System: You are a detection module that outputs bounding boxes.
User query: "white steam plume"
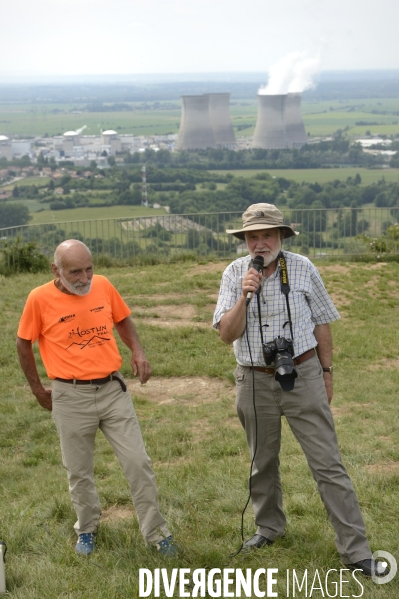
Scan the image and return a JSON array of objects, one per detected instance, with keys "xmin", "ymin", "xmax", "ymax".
[
  {"xmin": 259, "ymin": 51, "xmax": 321, "ymax": 95},
  {"xmin": 75, "ymin": 125, "xmax": 87, "ymax": 135}
]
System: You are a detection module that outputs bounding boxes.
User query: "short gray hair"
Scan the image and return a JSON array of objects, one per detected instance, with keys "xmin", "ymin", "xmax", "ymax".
[{"xmin": 53, "ymin": 239, "xmax": 92, "ymax": 269}]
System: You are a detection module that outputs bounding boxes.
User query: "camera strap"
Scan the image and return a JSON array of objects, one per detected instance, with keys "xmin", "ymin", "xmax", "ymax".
[
  {"xmin": 279, "ymin": 252, "xmax": 294, "ymax": 343},
  {"xmin": 256, "ymin": 252, "xmax": 295, "ymax": 345}
]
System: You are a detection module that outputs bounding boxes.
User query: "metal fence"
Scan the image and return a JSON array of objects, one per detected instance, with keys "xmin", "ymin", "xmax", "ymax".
[{"xmin": 1, "ymin": 207, "xmax": 398, "ymax": 270}]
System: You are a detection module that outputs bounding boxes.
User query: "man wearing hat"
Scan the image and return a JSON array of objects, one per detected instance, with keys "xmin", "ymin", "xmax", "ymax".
[{"xmin": 213, "ymin": 203, "xmax": 386, "ymax": 577}]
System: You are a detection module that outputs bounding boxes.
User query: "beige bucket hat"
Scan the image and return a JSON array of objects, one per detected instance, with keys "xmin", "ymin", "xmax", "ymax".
[{"xmin": 226, "ymin": 203, "xmax": 298, "ymax": 240}]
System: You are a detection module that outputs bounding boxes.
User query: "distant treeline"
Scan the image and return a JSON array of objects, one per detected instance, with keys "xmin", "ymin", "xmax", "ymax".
[
  {"xmin": 2, "ymin": 72, "xmax": 399, "ymax": 104},
  {"xmin": 124, "ymin": 140, "xmax": 399, "ymax": 170},
  {"xmin": 3, "ymin": 162, "xmax": 399, "ymax": 230}
]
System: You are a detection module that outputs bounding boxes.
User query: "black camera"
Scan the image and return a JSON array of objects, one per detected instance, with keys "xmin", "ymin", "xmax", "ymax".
[{"xmin": 263, "ymin": 336, "xmax": 297, "ymax": 391}]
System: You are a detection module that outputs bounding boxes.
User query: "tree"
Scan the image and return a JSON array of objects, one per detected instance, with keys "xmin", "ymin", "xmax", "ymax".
[{"xmin": 0, "ymin": 203, "xmax": 31, "ymax": 228}]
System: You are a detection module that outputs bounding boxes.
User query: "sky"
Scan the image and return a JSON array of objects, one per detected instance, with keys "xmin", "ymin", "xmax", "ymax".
[{"xmin": 1, "ymin": 0, "xmax": 399, "ymax": 82}]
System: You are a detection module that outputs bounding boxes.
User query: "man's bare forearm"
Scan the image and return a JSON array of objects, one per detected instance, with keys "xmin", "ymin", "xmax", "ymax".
[
  {"xmin": 114, "ymin": 316, "xmax": 151, "ymax": 383},
  {"xmin": 114, "ymin": 316, "xmax": 145, "ymax": 354},
  {"xmin": 314, "ymin": 323, "xmax": 333, "ymax": 367},
  {"xmin": 17, "ymin": 337, "xmax": 44, "ymax": 394},
  {"xmin": 218, "ymin": 295, "xmax": 248, "ymax": 344},
  {"xmin": 314, "ymin": 323, "xmax": 333, "ymax": 404},
  {"xmin": 16, "ymin": 336, "xmax": 52, "ymax": 410}
]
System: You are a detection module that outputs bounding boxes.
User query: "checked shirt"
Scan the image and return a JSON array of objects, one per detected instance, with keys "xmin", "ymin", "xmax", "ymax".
[{"xmin": 213, "ymin": 251, "xmax": 340, "ymax": 366}]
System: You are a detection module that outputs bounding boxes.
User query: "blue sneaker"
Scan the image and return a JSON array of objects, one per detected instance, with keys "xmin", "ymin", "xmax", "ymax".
[
  {"xmin": 75, "ymin": 532, "xmax": 96, "ymax": 556},
  {"xmin": 155, "ymin": 535, "xmax": 178, "ymax": 557}
]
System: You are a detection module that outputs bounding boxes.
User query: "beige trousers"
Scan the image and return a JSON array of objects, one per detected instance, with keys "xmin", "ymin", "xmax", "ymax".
[
  {"xmin": 51, "ymin": 376, "xmax": 170, "ymax": 543},
  {"xmin": 235, "ymin": 355, "xmax": 372, "ymax": 565}
]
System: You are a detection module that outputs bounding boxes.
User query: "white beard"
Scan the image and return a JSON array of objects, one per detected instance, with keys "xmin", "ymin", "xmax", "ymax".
[
  {"xmin": 59, "ymin": 273, "xmax": 92, "ymax": 296},
  {"xmin": 253, "ymin": 238, "xmax": 282, "ymax": 267}
]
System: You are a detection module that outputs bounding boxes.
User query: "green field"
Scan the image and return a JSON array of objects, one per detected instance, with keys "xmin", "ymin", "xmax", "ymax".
[
  {"xmin": 28, "ymin": 204, "xmax": 168, "ymax": 224},
  {"xmin": 0, "ymin": 259, "xmax": 398, "ymax": 598},
  {"xmin": 1, "ymin": 97, "xmax": 399, "ymax": 139},
  {"xmin": 231, "ymin": 98, "xmax": 399, "ymax": 138},
  {"xmin": 2, "ymin": 176, "xmax": 51, "ymax": 188},
  {"xmin": 211, "ymin": 167, "xmax": 399, "ymax": 185},
  {"xmin": 0, "ymin": 103, "xmax": 181, "ymax": 137}
]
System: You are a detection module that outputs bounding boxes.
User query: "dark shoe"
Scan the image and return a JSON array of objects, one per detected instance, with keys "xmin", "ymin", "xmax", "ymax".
[
  {"xmin": 347, "ymin": 558, "xmax": 389, "ymax": 577},
  {"xmin": 75, "ymin": 532, "xmax": 96, "ymax": 556},
  {"xmin": 154, "ymin": 535, "xmax": 178, "ymax": 557},
  {"xmin": 243, "ymin": 534, "xmax": 273, "ymax": 550}
]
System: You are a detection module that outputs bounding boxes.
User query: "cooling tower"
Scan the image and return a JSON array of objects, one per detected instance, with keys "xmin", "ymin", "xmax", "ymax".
[
  {"xmin": 208, "ymin": 93, "xmax": 236, "ymax": 146},
  {"xmin": 252, "ymin": 94, "xmax": 288, "ymax": 149},
  {"xmin": 176, "ymin": 95, "xmax": 216, "ymax": 150},
  {"xmin": 285, "ymin": 93, "xmax": 307, "ymax": 148}
]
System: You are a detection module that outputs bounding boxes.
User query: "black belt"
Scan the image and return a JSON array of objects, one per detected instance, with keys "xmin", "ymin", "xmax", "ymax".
[
  {"xmin": 55, "ymin": 372, "xmax": 127, "ymax": 392},
  {"xmin": 251, "ymin": 348, "xmax": 316, "ymax": 374}
]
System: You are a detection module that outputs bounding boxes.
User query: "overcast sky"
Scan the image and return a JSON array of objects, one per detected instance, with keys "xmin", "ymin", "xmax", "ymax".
[{"xmin": 1, "ymin": 0, "xmax": 398, "ymax": 81}]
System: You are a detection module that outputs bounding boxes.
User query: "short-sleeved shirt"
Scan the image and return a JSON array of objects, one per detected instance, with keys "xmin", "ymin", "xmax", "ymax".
[
  {"xmin": 17, "ymin": 274, "xmax": 131, "ymax": 380},
  {"xmin": 213, "ymin": 251, "xmax": 340, "ymax": 366}
]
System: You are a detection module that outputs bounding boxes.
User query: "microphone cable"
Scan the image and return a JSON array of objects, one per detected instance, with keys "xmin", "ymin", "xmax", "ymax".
[{"xmin": 229, "ymin": 292, "xmax": 262, "ymax": 558}]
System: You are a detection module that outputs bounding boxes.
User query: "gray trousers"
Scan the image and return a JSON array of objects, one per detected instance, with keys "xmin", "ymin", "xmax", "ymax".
[
  {"xmin": 51, "ymin": 376, "xmax": 170, "ymax": 543},
  {"xmin": 235, "ymin": 355, "xmax": 371, "ymax": 565}
]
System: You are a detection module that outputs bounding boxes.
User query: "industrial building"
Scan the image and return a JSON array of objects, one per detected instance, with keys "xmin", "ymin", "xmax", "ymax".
[
  {"xmin": 252, "ymin": 92, "xmax": 308, "ymax": 150},
  {"xmin": 176, "ymin": 93, "xmax": 236, "ymax": 150},
  {"xmin": 176, "ymin": 95, "xmax": 216, "ymax": 150},
  {"xmin": 0, "ymin": 135, "xmax": 32, "ymax": 161},
  {"xmin": 285, "ymin": 93, "xmax": 308, "ymax": 148},
  {"xmin": 0, "ymin": 136, "xmax": 13, "ymax": 161},
  {"xmin": 252, "ymin": 94, "xmax": 288, "ymax": 149},
  {"xmin": 208, "ymin": 93, "xmax": 236, "ymax": 147}
]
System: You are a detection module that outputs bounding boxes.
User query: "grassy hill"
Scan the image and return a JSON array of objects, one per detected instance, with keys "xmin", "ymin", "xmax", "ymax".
[{"xmin": 0, "ymin": 258, "xmax": 398, "ymax": 598}]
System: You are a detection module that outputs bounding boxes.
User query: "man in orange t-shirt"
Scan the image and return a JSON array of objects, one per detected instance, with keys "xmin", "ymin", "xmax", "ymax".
[{"xmin": 17, "ymin": 239, "xmax": 176, "ymax": 557}]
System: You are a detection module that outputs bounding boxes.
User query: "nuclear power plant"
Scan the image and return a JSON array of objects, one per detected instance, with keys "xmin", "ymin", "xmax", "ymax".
[
  {"xmin": 176, "ymin": 95, "xmax": 215, "ymax": 150},
  {"xmin": 285, "ymin": 93, "xmax": 308, "ymax": 148},
  {"xmin": 176, "ymin": 93, "xmax": 236, "ymax": 150},
  {"xmin": 208, "ymin": 93, "xmax": 236, "ymax": 146},
  {"xmin": 252, "ymin": 92, "xmax": 307, "ymax": 150},
  {"xmin": 252, "ymin": 94, "xmax": 288, "ymax": 149}
]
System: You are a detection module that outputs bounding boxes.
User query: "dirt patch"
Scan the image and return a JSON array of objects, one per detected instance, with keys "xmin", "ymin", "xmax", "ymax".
[
  {"xmin": 128, "ymin": 376, "xmax": 235, "ymax": 406},
  {"xmin": 133, "ymin": 298, "xmax": 217, "ymax": 328},
  {"xmin": 147, "ymin": 303, "xmax": 197, "ymax": 320},
  {"xmin": 138, "ymin": 303, "xmax": 212, "ymax": 328},
  {"xmin": 365, "ymin": 262, "xmax": 388, "ymax": 269},
  {"xmin": 318, "ymin": 265, "xmax": 352, "ymax": 275},
  {"xmin": 187, "ymin": 262, "xmax": 228, "ymax": 276},
  {"xmin": 101, "ymin": 505, "xmax": 135, "ymax": 523},
  {"xmin": 331, "ymin": 402, "xmax": 372, "ymax": 417},
  {"xmin": 140, "ymin": 318, "xmax": 210, "ymax": 328},
  {"xmin": 328, "ymin": 293, "xmax": 352, "ymax": 309},
  {"xmin": 367, "ymin": 359, "xmax": 399, "ymax": 371},
  {"xmin": 132, "ymin": 293, "xmax": 183, "ymax": 302},
  {"xmin": 364, "ymin": 461, "xmax": 399, "ymax": 474}
]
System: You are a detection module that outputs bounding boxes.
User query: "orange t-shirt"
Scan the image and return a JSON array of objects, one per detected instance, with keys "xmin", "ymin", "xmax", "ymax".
[{"xmin": 17, "ymin": 274, "xmax": 131, "ymax": 380}]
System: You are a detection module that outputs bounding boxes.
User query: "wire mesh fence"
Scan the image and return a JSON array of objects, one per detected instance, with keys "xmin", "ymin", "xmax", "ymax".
[{"xmin": 1, "ymin": 207, "xmax": 398, "ymax": 271}]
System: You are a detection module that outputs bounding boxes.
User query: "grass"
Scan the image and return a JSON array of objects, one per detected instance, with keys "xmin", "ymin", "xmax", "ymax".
[
  {"xmin": 1, "ymin": 97, "xmax": 399, "ymax": 139},
  {"xmin": 0, "ymin": 259, "xmax": 398, "ymax": 598},
  {"xmin": 231, "ymin": 98, "xmax": 399, "ymax": 138},
  {"xmin": 0, "ymin": 105, "xmax": 181, "ymax": 137},
  {"xmin": 29, "ymin": 204, "xmax": 168, "ymax": 224},
  {"xmin": 210, "ymin": 168, "xmax": 399, "ymax": 185}
]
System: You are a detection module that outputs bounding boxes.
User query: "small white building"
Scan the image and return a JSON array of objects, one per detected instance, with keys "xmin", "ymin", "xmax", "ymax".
[{"xmin": 0, "ymin": 135, "xmax": 13, "ymax": 160}]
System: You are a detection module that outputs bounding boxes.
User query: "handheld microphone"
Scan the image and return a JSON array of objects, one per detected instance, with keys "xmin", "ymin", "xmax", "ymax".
[{"xmin": 246, "ymin": 255, "xmax": 264, "ymax": 306}]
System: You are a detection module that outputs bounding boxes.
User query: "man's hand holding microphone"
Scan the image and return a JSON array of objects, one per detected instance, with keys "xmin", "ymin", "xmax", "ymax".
[{"xmin": 244, "ymin": 255, "xmax": 264, "ymax": 306}]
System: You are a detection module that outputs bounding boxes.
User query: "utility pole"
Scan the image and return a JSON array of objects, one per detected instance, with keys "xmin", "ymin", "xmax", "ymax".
[{"xmin": 141, "ymin": 164, "xmax": 148, "ymax": 207}]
